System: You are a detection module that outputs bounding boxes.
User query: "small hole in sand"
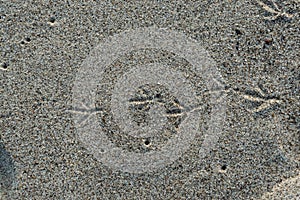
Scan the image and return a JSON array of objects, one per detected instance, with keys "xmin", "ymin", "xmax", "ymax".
[
  {"xmin": 235, "ymin": 29, "xmax": 242, "ymax": 35},
  {"xmin": 25, "ymin": 37, "xmax": 31, "ymax": 42},
  {"xmin": 221, "ymin": 165, "xmax": 227, "ymax": 171},
  {"xmin": 49, "ymin": 16, "xmax": 56, "ymax": 23},
  {"xmin": 144, "ymin": 140, "xmax": 150, "ymax": 146},
  {"xmin": 1, "ymin": 62, "xmax": 8, "ymax": 70}
]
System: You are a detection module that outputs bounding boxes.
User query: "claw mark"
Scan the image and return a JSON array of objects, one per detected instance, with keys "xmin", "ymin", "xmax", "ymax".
[
  {"xmin": 257, "ymin": 0, "xmax": 294, "ymax": 20},
  {"xmin": 66, "ymin": 102, "xmax": 103, "ymax": 125}
]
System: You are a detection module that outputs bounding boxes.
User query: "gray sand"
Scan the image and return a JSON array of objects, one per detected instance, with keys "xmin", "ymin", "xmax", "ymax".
[{"xmin": 1, "ymin": 0, "xmax": 299, "ymax": 199}]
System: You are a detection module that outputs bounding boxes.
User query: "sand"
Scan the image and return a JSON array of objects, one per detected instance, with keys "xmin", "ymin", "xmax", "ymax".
[{"xmin": 1, "ymin": 0, "xmax": 299, "ymax": 199}]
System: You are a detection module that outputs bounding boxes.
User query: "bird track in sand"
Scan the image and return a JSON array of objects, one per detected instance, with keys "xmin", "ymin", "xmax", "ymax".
[{"xmin": 66, "ymin": 85, "xmax": 283, "ymax": 127}]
